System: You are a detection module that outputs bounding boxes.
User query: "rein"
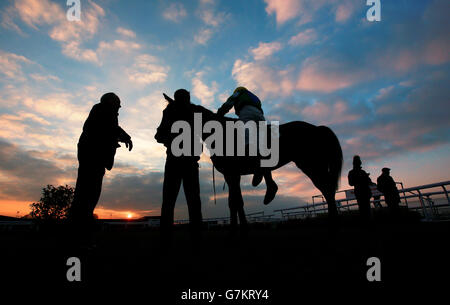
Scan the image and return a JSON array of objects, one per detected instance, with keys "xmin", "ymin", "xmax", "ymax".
[{"xmin": 212, "ymin": 162, "xmax": 217, "ymax": 205}]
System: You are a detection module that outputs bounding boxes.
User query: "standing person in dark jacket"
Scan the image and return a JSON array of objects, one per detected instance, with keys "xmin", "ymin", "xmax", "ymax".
[
  {"xmin": 155, "ymin": 89, "xmax": 203, "ymax": 245},
  {"xmin": 348, "ymin": 155, "xmax": 372, "ymax": 221},
  {"xmin": 68, "ymin": 92, "xmax": 133, "ymax": 235},
  {"xmin": 377, "ymin": 168, "xmax": 400, "ymax": 216}
]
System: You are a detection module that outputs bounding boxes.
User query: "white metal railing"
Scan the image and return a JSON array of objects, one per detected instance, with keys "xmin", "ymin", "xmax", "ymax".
[{"xmin": 274, "ymin": 180, "xmax": 450, "ymax": 221}]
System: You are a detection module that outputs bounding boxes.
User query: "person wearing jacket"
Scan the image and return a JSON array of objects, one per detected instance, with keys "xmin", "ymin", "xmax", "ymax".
[
  {"xmin": 155, "ymin": 89, "xmax": 203, "ymax": 245},
  {"xmin": 377, "ymin": 167, "xmax": 400, "ymax": 215},
  {"xmin": 348, "ymin": 155, "xmax": 373, "ymax": 221},
  {"xmin": 217, "ymin": 87, "xmax": 278, "ymax": 205},
  {"xmin": 68, "ymin": 92, "xmax": 133, "ymax": 231}
]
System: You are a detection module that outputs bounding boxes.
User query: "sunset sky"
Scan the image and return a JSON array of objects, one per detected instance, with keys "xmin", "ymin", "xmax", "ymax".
[{"xmin": 0, "ymin": 0, "xmax": 449, "ymax": 219}]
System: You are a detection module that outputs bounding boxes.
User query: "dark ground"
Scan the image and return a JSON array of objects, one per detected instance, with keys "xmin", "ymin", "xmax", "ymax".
[{"xmin": 1, "ymin": 211, "xmax": 449, "ymax": 302}]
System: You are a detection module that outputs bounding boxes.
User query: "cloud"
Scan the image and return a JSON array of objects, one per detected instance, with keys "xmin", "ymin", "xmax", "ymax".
[
  {"xmin": 126, "ymin": 54, "xmax": 168, "ymax": 85},
  {"xmin": 232, "ymin": 59, "xmax": 295, "ymax": 99},
  {"xmin": 288, "ymin": 28, "xmax": 317, "ymax": 46},
  {"xmin": 194, "ymin": 28, "xmax": 213, "ymax": 45},
  {"xmin": 301, "ymin": 100, "xmax": 361, "ymax": 125},
  {"xmin": 250, "ymin": 42, "xmax": 283, "ymax": 61},
  {"xmin": 97, "ymin": 40, "xmax": 141, "ymax": 53},
  {"xmin": 296, "ymin": 56, "xmax": 365, "ymax": 93},
  {"xmin": 0, "ymin": 51, "xmax": 34, "ymax": 81},
  {"xmin": 264, "ymin": 0, "xmax": 303, "ymax": 25},
  {"xmin": 116, "ymin": 27, "xmax": 136, "ymax": 38},
  {"xmin": 335, "ymin": 0, "xmax": 357, "ymax": 23},
  {"xmin": 163, "ymin": 3, "xmax": 187, "ymax": 22},
  {"xmin": 191, "ymin": 72, "xmax": 218, "ymax": 107},
  {"xmin": 14, "ymin": 0, "xmax": 63, "ymax": 28},
  {"xmin": 264, "ymin": 0, "xmax": 361, "ymax": 25},
  {"xmin": 194, "ymin": 0, "xmax": 228, "ymax": 45},
  {"xmin": 198, "ymin": 7, "xmax": 227, "ymax": 27},
  {"xmin": 0, "ymin": 139, "xmax": 73, "ymax": 201},
  {"xmin": 5, "ymin": 0, "xmax": 105, "ymax": 64},
  {"xmin": 61, "ymin": 41, "xmax": 99, "ymax": 64},
  {"xmin": 29, "ymin": 73, "xmax": 61, "ymax": 82}
]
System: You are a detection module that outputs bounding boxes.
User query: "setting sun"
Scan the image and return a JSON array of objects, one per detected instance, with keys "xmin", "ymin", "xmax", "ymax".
[{"xmin": 127, "ymin": 213, "xmax": 133, "ymax": 219}]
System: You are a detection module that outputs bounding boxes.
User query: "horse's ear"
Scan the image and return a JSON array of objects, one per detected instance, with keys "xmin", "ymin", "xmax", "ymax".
[{"xmin": 163, "ymin": 93, "xmax": 174, "ymax": 103}]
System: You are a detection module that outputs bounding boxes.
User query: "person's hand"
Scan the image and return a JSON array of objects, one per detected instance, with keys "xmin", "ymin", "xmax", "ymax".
[{"xmin": 125, "ymin": 139, "xmax": 133, "ymax": 151}]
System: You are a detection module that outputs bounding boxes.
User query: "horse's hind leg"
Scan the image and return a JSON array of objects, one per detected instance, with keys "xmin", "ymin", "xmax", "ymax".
[
  {"xmin": 295, "ymin": 161, "xmax": 338, "ymax": 218},
  {"xmin": 225, "ymin": 175, "xmax": 247, "ymax": 234}
]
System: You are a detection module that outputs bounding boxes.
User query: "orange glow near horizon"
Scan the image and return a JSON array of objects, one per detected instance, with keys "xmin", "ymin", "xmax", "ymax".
[{"xmin": 0, "ymin": 200, "xmax": 157, "ymax": 220}]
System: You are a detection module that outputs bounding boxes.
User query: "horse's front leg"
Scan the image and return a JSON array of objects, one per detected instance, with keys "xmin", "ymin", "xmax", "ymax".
[{"xmin": 225, "ymin": 175, "xmax": 238, "ymax": 230}]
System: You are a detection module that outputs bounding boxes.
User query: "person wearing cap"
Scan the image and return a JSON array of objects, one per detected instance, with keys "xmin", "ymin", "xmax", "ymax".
[
  {"xmin": 217, "ymin": 87, "xmax": 278, "ymax": 205},
  {"xmin": 377, "ymin": 168, "xmax": 400, "ymax": 215},
  {"xmin": 69, "ymin": 92, "xmax": 133, "ymax": 238},
  {"xmin": 348, "ymin": 155, "xmax": 373, "ymax": 221},
  {"xmin": 155, "ymin": 89, "xmax": 203, "ymax": 245}
]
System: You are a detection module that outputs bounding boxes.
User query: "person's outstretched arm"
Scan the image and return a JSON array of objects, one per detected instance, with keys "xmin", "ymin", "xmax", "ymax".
[
  {"xmin": 117, "ymin": 126, "xmax": 133, "ymax": 151},
  {"xmin": 217, "ymin": 93, "xmax": 238, "ymax": 116}
]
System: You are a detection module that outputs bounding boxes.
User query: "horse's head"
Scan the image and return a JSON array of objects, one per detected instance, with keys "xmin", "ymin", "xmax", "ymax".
[{"xmin": 191, "ymin": 104, "xmax": 238, "ymax": 143}]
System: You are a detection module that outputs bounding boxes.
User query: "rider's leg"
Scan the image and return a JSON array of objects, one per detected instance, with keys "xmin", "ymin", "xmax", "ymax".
[
  {"xmin": 263, "ymin": 171, "xmax": 278, "ymax": 205},
  {"xmin": 252, "ymin": 172, "xmax": 263, "ymax": 187}
]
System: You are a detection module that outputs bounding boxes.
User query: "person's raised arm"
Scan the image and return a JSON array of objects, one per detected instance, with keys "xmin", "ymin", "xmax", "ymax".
[{"xmin": 217, "ymin": 94, "xmax": 237, "ymax": 117}]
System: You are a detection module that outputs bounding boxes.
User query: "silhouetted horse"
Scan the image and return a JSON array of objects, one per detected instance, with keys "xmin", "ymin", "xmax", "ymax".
[{"xmin": 194, "ymin": 105, "xmax": 343, "ymax": 232}]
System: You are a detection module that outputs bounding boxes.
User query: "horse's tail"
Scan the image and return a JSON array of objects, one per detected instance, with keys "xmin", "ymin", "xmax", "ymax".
[{"xmin": 318, "ymin": 126, "xmax": 343, "ymax": 191}]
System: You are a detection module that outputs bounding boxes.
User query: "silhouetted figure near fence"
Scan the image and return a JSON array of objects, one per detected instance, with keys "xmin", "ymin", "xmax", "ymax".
[
  {"xmin": 370, "ymin": 182, "xmax": 383, "ymax": 209},
  {"xmin": 377, "ymin": 168, "xmax": 400, "ymax": 216},
  {"xmin": 348, "ymin": 155, "xmax": 372, "ymax": 221},
  {"xmin": 68, "ymin": 93, "xmax": 133, "ymax": 243},
  {"xmin": 217, "ymin": 86, "xmax": 278, "ymax": 205},
  {"xmin": 155, "ymin": 89, "xmax": 203, "ymax": 246}
]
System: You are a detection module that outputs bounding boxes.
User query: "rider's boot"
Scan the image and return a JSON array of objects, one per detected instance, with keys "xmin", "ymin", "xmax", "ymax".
[{"xmin": 264, "ymin": 180, "xmax": 278, "ymax": 205}]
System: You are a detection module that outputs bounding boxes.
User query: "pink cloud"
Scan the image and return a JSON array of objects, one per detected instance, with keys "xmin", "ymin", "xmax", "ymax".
[
  {"xmin": 264, "ymin": 0, "xmax": 303, "ymax": 24},
  {"xmin": 9, "ymin": 0, "xmax": 105, "ymax": 64},
  {"xmin": 250, "ymin": 42, "xmax": 283, "ymax": 61},
  {"xmin": 192, "ymin": 71, "xmax": 218, "ymax": 107},
  {"xmin": 296, "ymin": 58, "xmax": 361, "ymax": 92},
  {"xmin": 424, "ymin": 39, "xmax": 450, "ymax": 65},
  {"xmin": 0, "ymin": 51, "xmax": 34, "ymax": 81},
  {"xmin": 265, "ymin": 0, "xmax": 356, "ymax": 25},
  {"xmin": 288, "ymin": 28, "xmax": 317, "ymax": 46},
  {"xmin": 232, "ymin": 59, "xmax": 295, "ymax": 99},
  {"xmin": 163, "ymin": 3, "xmax": 187, "ymax": 23},
  {"xmin": 335, "ymin": 1, "xmax": 357, "ymax": 23},
  {"xmin": 14, "ymin": 0, "xmax": 63, "ymax": 28},
  {"xmin": 301, "ymin": 100, "xmax": 360, "ymax": 125}
]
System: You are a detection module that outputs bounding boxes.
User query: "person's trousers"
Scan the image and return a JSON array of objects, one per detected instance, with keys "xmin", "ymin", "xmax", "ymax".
[
  {"xmin": 69, "ymin": 161, "xmax": 105, "ymax": 227},
  {"xmin": 357, "ymin": 196, "xmax": 372, "ymax": 221},
  {"xmin": 160, "ymin": 159, "xmax": 202, "ymax": 233}
]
